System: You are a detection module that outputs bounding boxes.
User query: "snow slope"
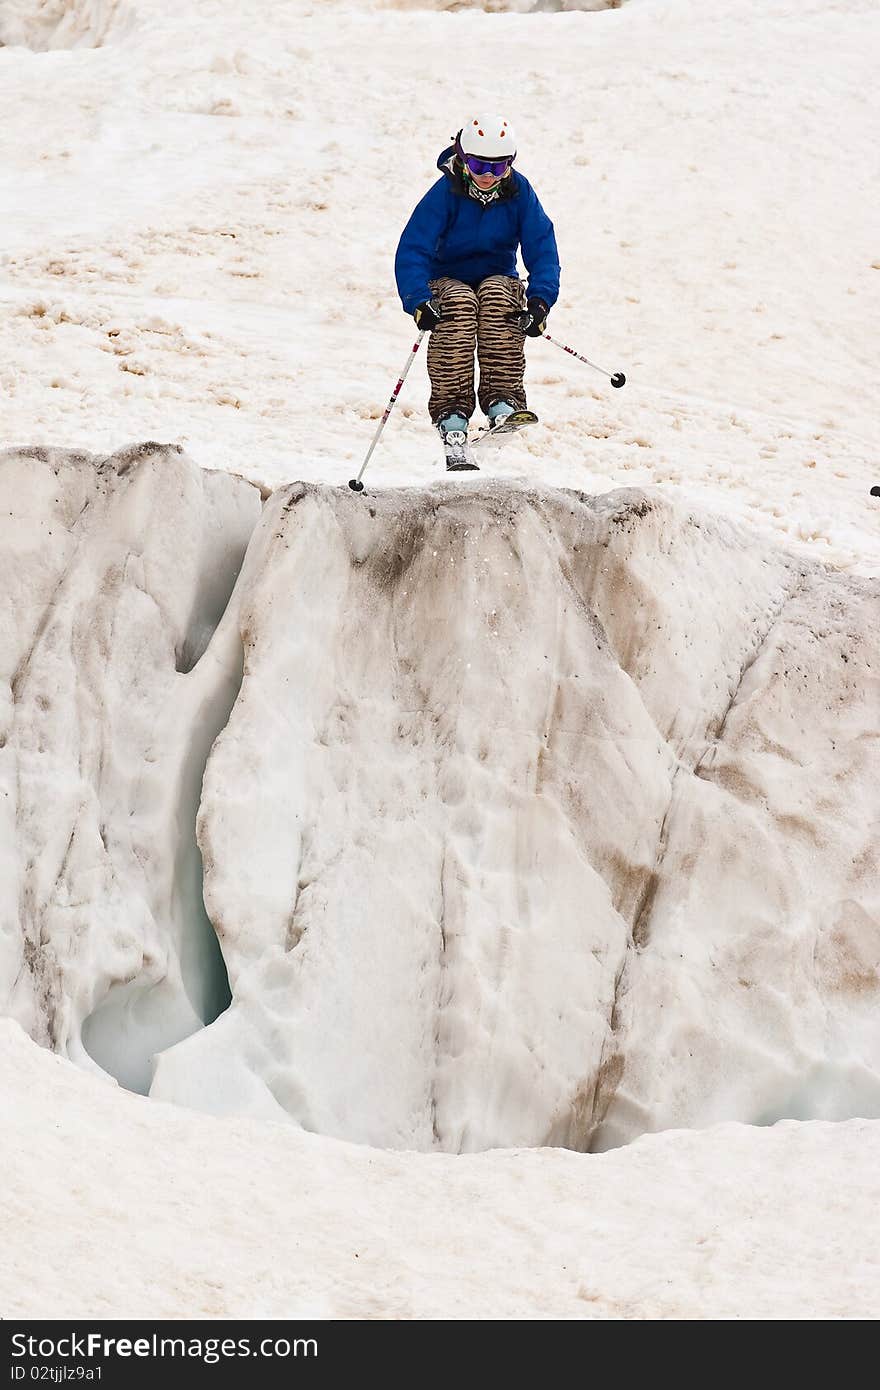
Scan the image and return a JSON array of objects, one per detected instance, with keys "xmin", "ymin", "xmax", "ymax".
[
  {"xmin": 0, "ymin": 0, "xmax": 877, "ymax": 573},
  {"xmin": 3, "ymin": 1019, "xmax": 880, "ymax": 1319}
]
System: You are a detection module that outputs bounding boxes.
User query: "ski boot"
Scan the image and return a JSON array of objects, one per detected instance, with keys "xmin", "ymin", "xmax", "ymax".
[
  {"xmin": 437, "ymin": 412, "xmax": 478, "ymax": 472},
  {"xmin": 487, "ymin": 399, "xmax": 517, "ymax": 429}
]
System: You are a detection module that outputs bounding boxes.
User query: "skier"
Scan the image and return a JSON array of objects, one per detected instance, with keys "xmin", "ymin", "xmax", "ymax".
[{"xmin": 395, "ymin": 115, "xmax": 561, "ymax": 471}]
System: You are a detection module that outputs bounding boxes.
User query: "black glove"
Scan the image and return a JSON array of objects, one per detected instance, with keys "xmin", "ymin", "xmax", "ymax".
[
  {"xmin": 522, "ymin": 297, "xmax": 549, "ymax": 337},
  {"xmin": 413, "ymin": 300, "xmax": 442, "ymax": 331},
  {"xmin": 511, "ymin": 297, "xmax": 549, "ymax": 337}
]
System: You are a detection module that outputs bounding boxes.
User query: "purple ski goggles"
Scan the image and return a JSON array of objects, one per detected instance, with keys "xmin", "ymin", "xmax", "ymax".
[{"xmin": 462, "ymin": 152, "xmax": 513, "ymax": 178}]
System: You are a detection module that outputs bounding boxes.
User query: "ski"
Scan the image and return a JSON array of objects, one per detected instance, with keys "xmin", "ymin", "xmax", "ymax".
[{"xmin": 471, "ymin": 410, "xmax": 539, "ymax": 449}]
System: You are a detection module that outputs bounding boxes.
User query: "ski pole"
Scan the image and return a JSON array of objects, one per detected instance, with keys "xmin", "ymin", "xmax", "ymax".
[
  {"xmin": 542, "ymin": 332, "xmax": 626, "ymax": 389},
  {"xmin": 349, "ymin": 332, "xmax": 427, "ymax": 493}
]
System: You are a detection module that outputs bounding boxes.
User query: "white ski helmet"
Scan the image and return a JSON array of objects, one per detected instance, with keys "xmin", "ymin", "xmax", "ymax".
[{"xmin": 457, "ymin": 115, "xmax": 517, "ymax": 161}]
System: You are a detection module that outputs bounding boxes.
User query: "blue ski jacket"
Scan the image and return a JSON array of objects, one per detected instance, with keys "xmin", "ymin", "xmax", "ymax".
[{"xmin": 395, "ymin": 146, "xmax": 561, "ymax": 316}]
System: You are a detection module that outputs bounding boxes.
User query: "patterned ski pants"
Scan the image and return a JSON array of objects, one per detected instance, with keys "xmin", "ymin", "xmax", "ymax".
[{"xmin": 426, "ymin": 275, "xmax": 528, "ymax": 424}]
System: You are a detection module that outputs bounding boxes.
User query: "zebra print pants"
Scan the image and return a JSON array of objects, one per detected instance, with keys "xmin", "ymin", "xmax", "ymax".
[{"xmin": 426, "ymin": 275, "xmax": 528, "ymax": 424}]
